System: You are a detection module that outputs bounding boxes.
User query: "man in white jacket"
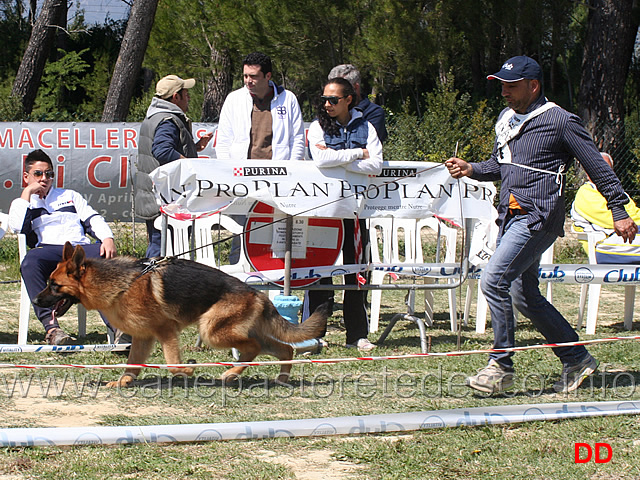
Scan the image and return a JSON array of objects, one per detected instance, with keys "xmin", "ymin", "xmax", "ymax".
[
  {"xmin": 216, "ymin": 52, "xmax": 305, "ymax": 263},
  {"xmin": 216, "ymin": 52, "xmax": 305, "ymax": 161},
  {"xmin": 9, "ymin": 149, "xmax": 117, "ymax": 345}
]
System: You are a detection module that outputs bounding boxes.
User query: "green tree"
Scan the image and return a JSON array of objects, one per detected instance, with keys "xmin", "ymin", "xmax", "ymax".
[
  {"xmin": 384, "ymin": 82, "xmax": 496, "ymax": 163},
  {"xmin": 0, "ymin": 0, "xmax": 29, "ymax": 79},
  {"xmin": 102, "ymin": 0, "xmax": 155, "ymax": 121},
  {"xmin": 32, "ymin": 48, "xmax": 90, "ymax": 119},
  {"xmin": 355, "ymin": 0, "xmax": 434, "ymax": 113},
  {"xmin": 577, "ymin": 0, "xmax": 640, "ymax": 151},
  {"xmin": 11, "ymin": 0, "xmax": 66, "ymax": 115}
]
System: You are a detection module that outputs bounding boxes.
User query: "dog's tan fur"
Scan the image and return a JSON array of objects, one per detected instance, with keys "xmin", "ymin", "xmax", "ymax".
[{"xmin": 34, "ymin": 242, "xmax": 329, "ymax": 387}]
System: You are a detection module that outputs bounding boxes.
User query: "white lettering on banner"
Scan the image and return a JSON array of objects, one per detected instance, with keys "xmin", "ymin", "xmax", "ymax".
[
  {"xmin": 241, "ymin": 166, "xmax": 287, "ymax": 176},
  {"xmin": 378, "ymin": 168, "xmax": 418, "ymax": 177},
  {"xmin": 0, "ymin": 122, "xmax": 158, "ymax": 221},
  {"xmin": 0, "ymin": 122, "xmax": 221, "ymax": 221}
]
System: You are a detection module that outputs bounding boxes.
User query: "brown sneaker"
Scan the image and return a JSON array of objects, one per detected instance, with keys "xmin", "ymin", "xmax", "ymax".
[{"xmin": 45, "ymin": 327, "xmax": 75, "ymax": 346}]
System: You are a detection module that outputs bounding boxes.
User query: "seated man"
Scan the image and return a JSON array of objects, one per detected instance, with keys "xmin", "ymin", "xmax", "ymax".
[
  {"xmin": 571, "ymin": 152, "xmax": 640, "ymax": 263},
  {"xmin": 9, "ymin": 149, "xmax": 118, "ymax": 345}
]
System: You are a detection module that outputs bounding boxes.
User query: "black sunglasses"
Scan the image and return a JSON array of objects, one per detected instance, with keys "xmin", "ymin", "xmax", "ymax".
[
  {"xmin": 30, "ymin": 169, "xmax": 55, "ymax": 179},
  {"xmin": 320, "ymin": 95, "xmax": 347, "ymax": 105}
]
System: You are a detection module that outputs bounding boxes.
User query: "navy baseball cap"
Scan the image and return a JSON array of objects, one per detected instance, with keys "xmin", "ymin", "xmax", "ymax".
[{"xmin": 487, "ymin": 56, "xmax": 542, "ymax": 82}]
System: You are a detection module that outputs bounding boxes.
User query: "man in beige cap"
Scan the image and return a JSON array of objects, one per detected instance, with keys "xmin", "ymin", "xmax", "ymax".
[{"xmin": 136, "ymin": 74, "xmax": 213, "ymax": 257}]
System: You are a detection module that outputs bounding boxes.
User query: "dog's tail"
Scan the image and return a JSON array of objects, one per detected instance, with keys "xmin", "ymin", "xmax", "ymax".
[{"xmin": 267, "ymin": 301, "xmax": 331, "ymax": 344}]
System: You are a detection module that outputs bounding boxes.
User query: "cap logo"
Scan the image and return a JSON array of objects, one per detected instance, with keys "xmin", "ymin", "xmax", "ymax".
[{"xmin": 502, "ymin": 62, "xmax": 514, "ymax": 71}]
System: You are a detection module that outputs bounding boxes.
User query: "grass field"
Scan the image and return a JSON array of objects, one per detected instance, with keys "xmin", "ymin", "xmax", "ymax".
[{"xmin": 0, "ymin": 227, "xmax": 639, "ymax": 479}]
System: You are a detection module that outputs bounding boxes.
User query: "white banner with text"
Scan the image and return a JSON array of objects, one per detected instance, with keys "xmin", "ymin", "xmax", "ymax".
[{"xmin": 150, "ymin": 159, "xmax": 496, "ymax": 221}]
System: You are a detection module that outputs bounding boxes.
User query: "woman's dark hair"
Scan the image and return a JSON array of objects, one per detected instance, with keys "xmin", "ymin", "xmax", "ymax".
[{"xmin": 317, "ymin": 77, "xmax": 357, "ymax": 137}]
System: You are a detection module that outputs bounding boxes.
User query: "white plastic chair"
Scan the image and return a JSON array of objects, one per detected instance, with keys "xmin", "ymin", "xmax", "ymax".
[
  {"xmin": 203, "ymin": 215, "xmax": 252, "ymax": 275},
  {"xmin": 575, "ymin": 230, "xmax": 635, "ymax": 334},
  {"xmin": 415, "ymin": 217, "xmax": 458, "ymax": 332},
  {"xmin": 155, "ymin": 215, "xmax": 194, "ymax": 260},
  {"xmin": 157, "ymin": 214, "xmax": 252, "ymax": 273},
  {"xmin": 368, "ymin": 217, "xmax": 459, "ymax": 333},
  {"xmin": 0, "ymin": 213, "xmax": 7, "ymax": 241},
  {"xmin": 368, "ymin": 218, "xmax": 393, "ymax": 332},
  {"xmin": 540, "ymin": 242, "xmax": 555, "ymax": 302}
]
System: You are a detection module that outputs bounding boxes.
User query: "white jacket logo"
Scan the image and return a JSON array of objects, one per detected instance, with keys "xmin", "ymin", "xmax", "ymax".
[{"xmin": 276, "ymin": 106, "xmax": 287, "ymax": 119}]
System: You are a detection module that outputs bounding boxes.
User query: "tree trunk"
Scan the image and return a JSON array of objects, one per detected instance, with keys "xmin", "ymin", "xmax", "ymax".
[
  {"xmin": 101, "ymin": 0, "xmax": 158, "ymax": 122},
  {"xmin": 201, "ymin": 47, "xmax": 232, "ymax": 122},
  {"xmin": 54, "ymin": 0, "xmax": 67, "ymax": 54},
  {"xmin": 28, "ymin": 0, "xmax": 37, "ymax": 25},
  {"xmin": 11, "ymin": 0, "xmax": 65, "ymax": 116},
  {"xmin": 577, "ymin": 0, "xmax": 639, "ymax": 152}
]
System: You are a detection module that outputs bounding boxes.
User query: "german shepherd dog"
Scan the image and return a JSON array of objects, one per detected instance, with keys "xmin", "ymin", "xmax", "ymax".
[{"xmin": 34, "ymin": 242, "xmax": 330, "ymax": 388}]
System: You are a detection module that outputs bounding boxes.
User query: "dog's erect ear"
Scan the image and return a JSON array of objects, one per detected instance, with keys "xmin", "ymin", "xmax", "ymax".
[
  {"xmin": 62, "ymin": 242, "xmax": 74, "ymax": 261},
  {"xmin": 71, "ymin": 245, "xmax": 86, "ymax": 274}
]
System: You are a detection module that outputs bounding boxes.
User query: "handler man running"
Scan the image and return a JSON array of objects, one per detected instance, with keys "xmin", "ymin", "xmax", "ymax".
[{"xmin": 446, "ymin": 55, "xmax": 637, "ymax": 394}]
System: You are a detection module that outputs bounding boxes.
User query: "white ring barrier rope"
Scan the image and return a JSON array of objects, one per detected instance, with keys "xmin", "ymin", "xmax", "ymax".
[
  {"xmin": 0, "ymin": 344, "xmax": 130, "ymax": 354},
  {"xmin": 0, "ymin": 400, "xmax": 637, "ymax": 446}
]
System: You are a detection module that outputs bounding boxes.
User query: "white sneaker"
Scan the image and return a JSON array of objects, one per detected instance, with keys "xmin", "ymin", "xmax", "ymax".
[{"xmin": 346, "ymin": 338, "xmax": 376, "ymax": 352}]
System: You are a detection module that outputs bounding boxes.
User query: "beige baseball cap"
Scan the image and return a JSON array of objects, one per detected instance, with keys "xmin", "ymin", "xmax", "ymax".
[{"xmin": 155, "ymin": 75, "xmax": 196, "ymax": 99}]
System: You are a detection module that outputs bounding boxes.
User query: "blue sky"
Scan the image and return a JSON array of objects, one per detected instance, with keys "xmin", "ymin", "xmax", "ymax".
[
  {"xmin": 70, "ymin": 0, "xmax": 129, "ymax": 24},
  {"xmin": 32, "ymin": 0, "xmax": 129, "ymax": 25}
]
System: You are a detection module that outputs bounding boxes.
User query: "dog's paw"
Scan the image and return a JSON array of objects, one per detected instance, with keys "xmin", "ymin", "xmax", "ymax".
[
  {"xmin": 105, "ymin": 373, "xmax": 136, "ymax": 388},
  {"xmin": 169, "ymin": 367, "xmax": 194, "ymax": 377},
  {"xmin": 275, "ymin": 373, "xmax": 291, "ymax": 387},
  {"xmin": 220, "ymin": 371, "xmax": 241, "ymax": 385}
]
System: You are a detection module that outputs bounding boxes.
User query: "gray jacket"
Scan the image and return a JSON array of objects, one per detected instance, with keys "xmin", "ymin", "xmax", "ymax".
[{"xmin": 136, "ymin": 97, "xmax": 198, "ymax": 220}]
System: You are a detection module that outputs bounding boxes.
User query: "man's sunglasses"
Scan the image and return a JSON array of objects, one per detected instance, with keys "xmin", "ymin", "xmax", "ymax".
[
  {"xmin": 30, "ymin": 169, "xmax": 55, "ymax": 179},
  {"xmin": 320, "ymin": 95, "xmax": 347, "ymax": 105}
]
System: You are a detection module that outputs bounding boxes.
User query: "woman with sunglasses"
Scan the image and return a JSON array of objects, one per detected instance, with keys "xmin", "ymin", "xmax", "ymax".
[
  {"xmin": 305, "ymin": 77, "xmax": 383, "ymax": 351},
  {"xmin": 308, "ymin": 77, "xmax": 383, "ymax": 174}
]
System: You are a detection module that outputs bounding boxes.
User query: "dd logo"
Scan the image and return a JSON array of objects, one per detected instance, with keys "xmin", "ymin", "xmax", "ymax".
[{"xmin": 574, "ymin": 443, "xmax": 612, "ymax": 463}]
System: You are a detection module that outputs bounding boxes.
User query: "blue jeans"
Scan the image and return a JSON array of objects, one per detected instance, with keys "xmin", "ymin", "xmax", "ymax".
[
  {"xmin": 482, "ymin": 214, "xmax": 589, "ymax": 369},
  {"xmin": 228, "ymin": 215, "xmax": 246, "ymax": 265},
  {"xmin": 145, "ymin": 219, "xmax": 162, "ymax": 258}
]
